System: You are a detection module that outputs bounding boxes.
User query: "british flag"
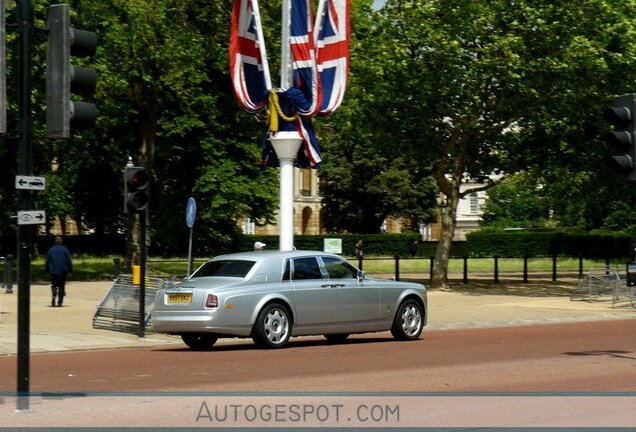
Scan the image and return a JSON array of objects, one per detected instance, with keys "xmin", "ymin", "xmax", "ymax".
[
  {"xmin": 229, "ymin": 0, "xmax": 270, "ymax": 114},
  {"xmin": 288, "ymin": 0, "xmax": 321, "ymax": 117},
  {"xmin": 315, "ymin": 0, "xmax": 350, "ymax": 115},
  {"xmin": 230, "ymin": 0, "xmax": 349, "ymax": 168}
]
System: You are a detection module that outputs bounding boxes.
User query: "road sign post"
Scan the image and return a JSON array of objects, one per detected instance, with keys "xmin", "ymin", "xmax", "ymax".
[
  {"xmin": 17, "ymin": 210, "xmax": 45, "ymax": 225},
  {"xmin": 15, "ymin": 175, "xmax": 45, "ymax": 190},
  {"xmin": 186, "ymin": 197, "xmax": 196, "ymax": 276},
  {"xmin": 16, "ymin": 0, "xmax": 33, "ymax": 412}
]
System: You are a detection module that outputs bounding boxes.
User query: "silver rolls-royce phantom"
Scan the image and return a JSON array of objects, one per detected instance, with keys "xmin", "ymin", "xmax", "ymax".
[{"xmin": 152, "ymin": 250, "xmax": 427, "ymax": 349}]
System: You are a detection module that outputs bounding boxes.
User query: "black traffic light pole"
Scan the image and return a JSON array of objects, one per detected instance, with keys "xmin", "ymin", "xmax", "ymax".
[
  {"xmin": 16, "ymin": 0, "xmax": 33, "ymax": 412},
  {"xmin": 125, "ymin": 165, "xmax": 150, "ymax": 338},
  {"xmin": 138, "ymin": 211, "xmax": 146, "ymax": 338}
]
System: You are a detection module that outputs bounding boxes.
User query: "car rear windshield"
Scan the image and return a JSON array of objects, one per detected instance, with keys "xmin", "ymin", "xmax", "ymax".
[{"xmin": 191, "ymin": 260, "xmax": 255, "ymax": 278}]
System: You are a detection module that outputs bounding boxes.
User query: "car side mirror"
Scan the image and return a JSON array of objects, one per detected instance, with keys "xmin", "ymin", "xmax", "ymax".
[{"xmin": 357, "ymin": 270, "xmax": 366, "ymax": 282}]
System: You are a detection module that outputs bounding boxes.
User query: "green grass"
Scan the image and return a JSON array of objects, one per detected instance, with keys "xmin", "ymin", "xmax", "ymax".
[
  {"xmin": 357, "ymin": 256, "xmax": 626, "ymax": 274},
  {"xmin": 27, "ymin": 256, "xmax": 208, "ymax": 281},
  {"xmin": 17, "ymin": 255, "xmax": 629, "ymax": 282}
]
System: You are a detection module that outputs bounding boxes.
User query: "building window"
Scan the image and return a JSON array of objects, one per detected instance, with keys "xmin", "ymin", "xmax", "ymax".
[
  {"xmin": 243, "ymin": 218, "xmax": 255, "ymax": 235},
  {"xmin": 302, "ymin": 207, "xmax": 312, "ymax": 234},
  {"xmin": 469, "ymin": 193, "xmax": 479, "ymax": 214},
  {"xmin": 300, "ymin": 168, "xmax": 312, "ymax": 196}
]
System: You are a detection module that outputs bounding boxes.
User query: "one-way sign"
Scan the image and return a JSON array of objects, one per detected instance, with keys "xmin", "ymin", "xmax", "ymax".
[
  {"xmin": 17, "ymin": 210, "xmax": 46, "ymax": 225},
  {"xmin": 15, "ymin": 175, "xmax": 46, "ymax": 191}
]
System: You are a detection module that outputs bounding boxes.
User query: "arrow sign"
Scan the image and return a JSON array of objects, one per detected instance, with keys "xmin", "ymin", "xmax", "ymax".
[
  {"xmin": 15, "ymin": 175, "xmax": 46, "ymax": 191},
  {"xmin": 17, "ymin": 210, "xmax": 46, "ymax": 225}
]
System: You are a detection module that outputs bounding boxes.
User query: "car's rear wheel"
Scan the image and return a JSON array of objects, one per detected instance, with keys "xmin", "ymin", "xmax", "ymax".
[
  {"xmin": 252, "ymin": 303, "xmax": 292, "ymax": 348},
  {"xmin": 391, "ymin": 299, "xmax": 423, "ymax": 341},
  {"xmin": 181, "ymin": 333, "xmax": 218, "ymax": 350},
  {"xmin": 324, "ymin": 333, "xmax": 350, "ymax": 343}
]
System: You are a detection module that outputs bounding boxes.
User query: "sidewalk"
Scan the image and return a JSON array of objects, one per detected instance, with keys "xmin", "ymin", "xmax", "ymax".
[{"xmin": 0, "ymin": 280, "xmax": 633, "ymax": 355}]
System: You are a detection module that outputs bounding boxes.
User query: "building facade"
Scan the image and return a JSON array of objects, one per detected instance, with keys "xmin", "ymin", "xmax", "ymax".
[{"xmin": 243, "ymin": 170, "xmax": 488, "ymax": 240}]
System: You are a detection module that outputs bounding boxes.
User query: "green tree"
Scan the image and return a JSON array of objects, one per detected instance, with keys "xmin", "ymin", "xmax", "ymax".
[
  {"xmin": 72, "ymin": 0, "xmax": 278, "ymax": 255},
  {"xmin": 481, "ymin": 172, "xmax": 549, "ymax": 229},
  {"xmin": 371, "ymin": 0, "xmax": 636, "ymax": 288},
  {"xmin": 318, "ymin": 0, "xmax": 438, "ymax": 234}
]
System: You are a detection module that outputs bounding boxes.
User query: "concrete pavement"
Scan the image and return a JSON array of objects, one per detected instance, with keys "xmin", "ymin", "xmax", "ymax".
[{"xmin": 0, "ymin": 280, "xmax": 634, "ymax": 355}]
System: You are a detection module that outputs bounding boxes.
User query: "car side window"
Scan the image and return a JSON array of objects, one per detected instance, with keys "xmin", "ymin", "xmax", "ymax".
[
  {"xmin": 322, "ymin": 257, "xmax": 357, "ymax": 279},
  {"xmin": 292, "ymin": 257, "xmax": 324, "ymax": 280},
  {"xmin": 282, "ymin": 260, "xmax": 291, "ymax": 282}
]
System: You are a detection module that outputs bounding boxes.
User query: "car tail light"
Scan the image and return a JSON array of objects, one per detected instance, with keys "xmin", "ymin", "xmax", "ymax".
[{"xmin": 205, "ymin": 294, "xmax": 218, "ymax": 309}]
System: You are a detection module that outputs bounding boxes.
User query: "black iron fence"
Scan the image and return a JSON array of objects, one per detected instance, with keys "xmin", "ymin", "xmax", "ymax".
[
  {"xmin": 2, "ymin": 254, "xmax": 625, "ymax": 289},
  {"xmin": 355, "ymin": 255, "xmax": 624, "ymax": 284}
]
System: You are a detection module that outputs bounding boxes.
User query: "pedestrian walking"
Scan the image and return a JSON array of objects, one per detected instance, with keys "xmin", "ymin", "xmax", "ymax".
[
  {"xmin": 355, "ymin": 240, "xmax": 364, "ymax": 260},
  {"xmin": 45, "ymin": 236, "xmax": 73, "ymax": 307}
]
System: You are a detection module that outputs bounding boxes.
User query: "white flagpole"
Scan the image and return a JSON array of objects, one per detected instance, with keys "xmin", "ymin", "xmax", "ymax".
[
  {"xmin": 280, "ymin": 0, "xmax": 292, "ymax": 89},
  {"xmin": 313, "ymin": 0, "xmax": 327, "ymax": 45},
  {"xmin": 250, "ymin": 0, "xmax": 272, "ymax": 90},
  {"xmin": 274, "ymin": 0, "xmax": 300, "ymax": 251}
]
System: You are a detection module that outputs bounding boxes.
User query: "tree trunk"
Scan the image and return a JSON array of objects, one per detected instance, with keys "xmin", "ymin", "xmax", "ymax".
[
  {"xmin": 432, "ymin": 190, "xmax": 459, "ymax": 290},
  {"xmin": 432, "ymin": 127, "xmax": 470, "ymax": 290}
]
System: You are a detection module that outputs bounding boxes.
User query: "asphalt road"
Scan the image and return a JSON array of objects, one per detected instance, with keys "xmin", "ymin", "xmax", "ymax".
[
  {"xmin": 1, "ymin": 319, "xmax": 634, "ymax": 393},
  {"xmin": 2, "ymin": 319, "xmax": 635, "ymax": 428}
]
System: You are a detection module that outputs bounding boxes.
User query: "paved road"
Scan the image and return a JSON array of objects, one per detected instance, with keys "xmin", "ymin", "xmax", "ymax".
[
  {"xmin": 1, "ymin": 319, "xmax": 634, "ymax": 393},
  {"xmin": 1, "ymin": 319, "xmax": 635, "ymax": 428}
]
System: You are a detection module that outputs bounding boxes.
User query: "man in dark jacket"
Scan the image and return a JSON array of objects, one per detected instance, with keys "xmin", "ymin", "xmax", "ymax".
[{"xmin": 45, "ymin": 236, "xmax": 73, "ymax": 307}]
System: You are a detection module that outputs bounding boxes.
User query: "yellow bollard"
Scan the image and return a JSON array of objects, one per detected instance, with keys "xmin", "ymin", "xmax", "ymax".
[{"xmin": 132, "ymin": 265, "xmax": 141, "ymax": 285}]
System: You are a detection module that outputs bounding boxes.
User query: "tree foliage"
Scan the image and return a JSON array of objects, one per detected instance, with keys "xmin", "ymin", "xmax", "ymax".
[
  {"xmin": 366, "ymin": 0, "xmax": 636, "ymax": 287},
  {"xmin": 318, "ymin": 0, "xmax": 438, "ymax": 234}
]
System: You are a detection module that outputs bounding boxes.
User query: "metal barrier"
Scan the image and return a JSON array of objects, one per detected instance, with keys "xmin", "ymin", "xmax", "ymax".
[
  {"xmin": 92, "ymin": 274, "xmax": 166, "ymax": 334},
  {"xmin": 570, "ymin": 268, "xmax": 634, "ymax": 307}
]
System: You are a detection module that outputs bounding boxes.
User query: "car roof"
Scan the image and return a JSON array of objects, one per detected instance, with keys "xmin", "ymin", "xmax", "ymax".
[{"xmin": 210, "ymin": 249, "xmax": 343, "ymax": 262}]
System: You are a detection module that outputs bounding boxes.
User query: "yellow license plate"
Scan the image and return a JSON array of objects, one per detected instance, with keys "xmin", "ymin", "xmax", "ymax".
[{"xmin": 167, "ymin": 293, "xmax": 192, "ymax": 303}]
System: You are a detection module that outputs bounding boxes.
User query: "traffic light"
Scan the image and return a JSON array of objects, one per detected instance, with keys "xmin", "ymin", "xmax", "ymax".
[
  {"xmin": 125, "ymin": 167, "xmax": 150, "ymax": 213},
  {"xmin": 47, "ymin": 3, "xmax": 98, "ymax": 139},
  {"xmin": 604, "ymin": 93, "xmax": 636, "ymax": 181}
]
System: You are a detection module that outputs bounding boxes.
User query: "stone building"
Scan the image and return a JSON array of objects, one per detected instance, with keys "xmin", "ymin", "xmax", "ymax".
[{"xmin": 242, "ymin": 169, "xmax": 488, "ymax": 240}]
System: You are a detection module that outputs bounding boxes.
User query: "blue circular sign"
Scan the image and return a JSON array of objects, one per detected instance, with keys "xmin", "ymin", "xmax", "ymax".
[{"xmin": 186, "ymin": 197, "xmax": 196, "ymax": 228}]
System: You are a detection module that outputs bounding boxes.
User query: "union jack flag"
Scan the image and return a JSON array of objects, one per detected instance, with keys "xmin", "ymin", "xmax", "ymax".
[
  {"xmin": 230, "ymin": 0, "xmax": 349, "ymax": 168},
  {"xmin": 229, "ymin": 0, "xmax": 269, "ymax": 113},
  {"xmin": 315, "ymin": 0, "xmax": 349, "ymax": 115},
  {"xmin": 288, "ymin": 0, "xmax": 321, "ymax": 117}
]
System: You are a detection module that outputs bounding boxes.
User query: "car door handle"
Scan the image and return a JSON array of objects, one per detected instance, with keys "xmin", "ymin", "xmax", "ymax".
[
  {"xmin": 332, "ymin": 284, "xmax": 345, "ymax": 288},
  {"xmin": 321, "ymin": 284, "xmax": 334, "ymax": 288}
]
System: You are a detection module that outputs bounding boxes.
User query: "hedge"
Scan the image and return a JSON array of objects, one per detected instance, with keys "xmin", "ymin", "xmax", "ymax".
[
  {"xmin": 465, "ymin": 229, "xmax": 632, "ymax": 259},
  {"xmin": 4, "ymin": 229, "xmax": 630, "ymax": 261},
  {"xmin": 240, "ymin": 233, "xmax": 421, "ymax": 257}
]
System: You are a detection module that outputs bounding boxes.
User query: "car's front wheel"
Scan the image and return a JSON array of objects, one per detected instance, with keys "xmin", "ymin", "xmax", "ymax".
[
  {"xmin": 181, "ymin": 333, "xmax": 218, "ymax": 350},
  {"xmin": 252, "ymin": 303, "xmax": 292, "ymax": 348},
  {"xmin": 391, "ymin": 299, "xmax": 424, "ymax": 341}
]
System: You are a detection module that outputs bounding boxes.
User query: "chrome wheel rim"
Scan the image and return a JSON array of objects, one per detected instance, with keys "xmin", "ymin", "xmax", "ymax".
[
  {"xmin": 264, "ymin": 308, "xmax": 289, "ymax": 345},
  {"xmin": 401, "ymin": 304, "xmax": 422, "ymax": 336}
]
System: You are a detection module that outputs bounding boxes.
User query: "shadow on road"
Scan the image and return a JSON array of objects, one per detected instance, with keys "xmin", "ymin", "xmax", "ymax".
[
  {"xmin": 152, "ymin": 335, "xmax": 403, "ymax": 353},
  {"xmin": 398, "ymin": 278, "xmax": 579, "ymax": 298}
]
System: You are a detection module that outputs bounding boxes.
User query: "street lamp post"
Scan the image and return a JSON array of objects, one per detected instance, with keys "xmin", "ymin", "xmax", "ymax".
[
  {"xmin": 270, "ymin": 131, "xmax": 302, "ymax": 251},
  {"xmin": 270, "ymin": 0, "xmax": 301, "ymax": 252}
]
